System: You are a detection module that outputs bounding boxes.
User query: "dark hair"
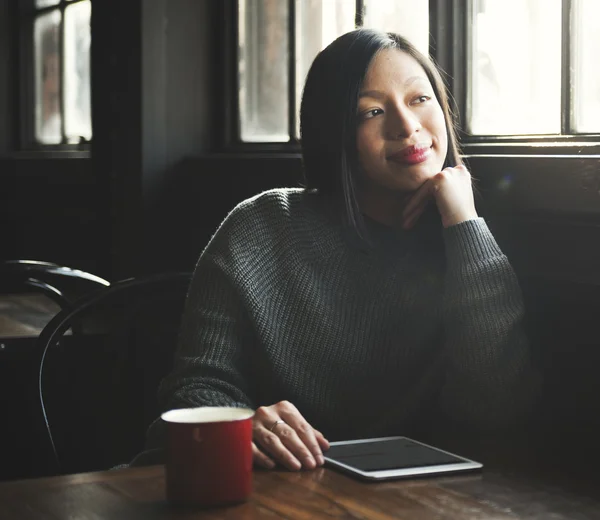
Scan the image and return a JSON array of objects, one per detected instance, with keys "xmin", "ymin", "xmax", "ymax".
[{"xmin": 300, "ymin": 29, "xmax": 462, "ymax": 236}]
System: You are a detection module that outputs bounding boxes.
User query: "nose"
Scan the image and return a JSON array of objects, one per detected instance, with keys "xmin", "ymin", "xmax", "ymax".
[{"xmin": 387, "ymin": 104, "xmax": 422, "ymax": 139}]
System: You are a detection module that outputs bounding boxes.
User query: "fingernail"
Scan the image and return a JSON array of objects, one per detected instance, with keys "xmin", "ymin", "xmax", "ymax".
[
  {"xmin": 317, "ymin": 454, "xmax": 325, "ymax": 465},
  {"xmin": 265, "ymin": 459, "xmax": 275, "ymax": 469}
]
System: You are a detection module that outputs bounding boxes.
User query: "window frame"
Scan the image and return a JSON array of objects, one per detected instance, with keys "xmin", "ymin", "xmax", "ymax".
[
  {"xmin": 456, "ymin": 0, "xmax": 600, "ymax": 155},
  {"xmin": 222, "ymin": 0, "xmax": 368, "ymax": 153},
  {"xmin": 224, "ymin": 0, "xmax": 600, "ymax": 156},
  {"xmin": 17, "ymin": 0, "xmax": 91, "ymax": 152}
]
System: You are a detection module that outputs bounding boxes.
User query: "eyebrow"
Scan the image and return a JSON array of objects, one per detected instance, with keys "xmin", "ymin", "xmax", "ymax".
[{"xmin": 358, "ymin": 76, "xmax": 429, "ymax": 99}]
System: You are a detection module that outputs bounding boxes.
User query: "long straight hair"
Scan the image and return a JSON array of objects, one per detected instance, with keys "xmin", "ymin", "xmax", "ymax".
[{"xmin": 300, "ymin": 29, "xmax": 462, "ymax": 238}]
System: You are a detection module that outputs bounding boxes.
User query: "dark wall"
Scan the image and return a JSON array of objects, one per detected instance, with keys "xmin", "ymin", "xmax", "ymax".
[
  {"xmin": 469, "ymin": 155, "xmax": 600, "ymax": 441},
  {"xmin": 151, "ymin": 154, "xmax": 305, "ymax": 272},
  {"xmin": 0, "ymin": 155, "xmax": 104, "ymax": 273},
  {"xmin": 469, "ymin": 155, "xmax": 600, "ymax": 284},
  {"xmin": 0, "ymin": 0, "xmax": 13, "ymax": 152},
  {"xmin": 91, "ymin": 0, "xmax": 218, "ymax": 279}
]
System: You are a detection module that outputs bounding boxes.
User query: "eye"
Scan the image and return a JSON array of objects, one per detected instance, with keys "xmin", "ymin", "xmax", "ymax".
[
  {"xmin": 412, "ymin": 95, "xmax": 431, "ymax": 105},
  {"xmin": 360, "ymin": 108, "xmax": 384, "ymax": 120}
]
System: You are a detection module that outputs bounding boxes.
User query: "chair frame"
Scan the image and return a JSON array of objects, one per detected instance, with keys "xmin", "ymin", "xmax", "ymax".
[
  {"xmin": 1, "ymin": 259, "xmax": 110, "ymax": 309},
  {"xmin": 36, "ymin": 272, "xmax": 191, "ymax": 474}
]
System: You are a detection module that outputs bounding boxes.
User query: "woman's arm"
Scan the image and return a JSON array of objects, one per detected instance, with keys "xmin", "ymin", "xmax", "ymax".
[
  {"xmin": 143, "ymin": 216, "xmax": 257, "ymax": 454},
  {"xmin": 157, "ymin": 249, "xmax": 256, "ymax": 412},
  {"xmin": 143, "ymin": 194, "xmax": 328, "ymax": 470},
  {"xmin": 403, "ymin": 165, "xmax": 540, "ymax": 431},
  {"xmin": 440, "ymin": 218, "xmax": 541, "ymax": 430}
]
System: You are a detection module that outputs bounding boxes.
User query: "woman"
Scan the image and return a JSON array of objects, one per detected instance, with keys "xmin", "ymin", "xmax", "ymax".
[{"xmin": 146, "ymin": 29, "xmax": 539, "ymax": 472}]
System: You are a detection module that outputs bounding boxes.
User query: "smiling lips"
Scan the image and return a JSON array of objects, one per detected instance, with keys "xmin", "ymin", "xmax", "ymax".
[{"xmin": 388, "ymin": 144, "xmax": 432, "ymax": 165}]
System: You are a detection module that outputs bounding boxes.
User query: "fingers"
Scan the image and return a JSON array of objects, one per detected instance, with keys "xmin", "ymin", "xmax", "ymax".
[
  {"xmin": 402, "ymin": 165, "xmax": 476, "ymax": 230},
  {"xmin": 431, "ymin": 165, "xmax": 478, "ymax": 228},
  {"xmin": 253, "ymin": 409, "xmax": 300, "ymax": 471},
  {"xmin": 279, "ymin": 409, "xmax": 325, "ymax": 467},
  {"xmin": 252, "ymin": 442, "xmax": 275, "ymax": 469},
  {"xmin": 313, "ymin": 429, "xmax": 330, "ymax": 451},
  {"xmin": 402, "ymin": 179, "xmax": 436, "ymax": 230},
  {"xmin": 253, "ymin": 401, "xmax": 329, "ymax": 471}
]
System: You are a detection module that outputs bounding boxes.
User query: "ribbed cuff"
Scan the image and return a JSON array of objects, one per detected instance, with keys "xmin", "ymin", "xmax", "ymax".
[{"xmin": 443, "ymin": 218, "xmax": 504, "ymax": 266}]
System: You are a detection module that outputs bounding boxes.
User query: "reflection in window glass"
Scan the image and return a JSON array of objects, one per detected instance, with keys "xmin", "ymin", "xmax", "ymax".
[
  {"xmin": 363, "ymin": 0, "xmax": 429, "ymax": 56},
  {"xmin": 34, "ymin": 10, "xmax": 62, "ymax": 144},
  {"xmin": 469, "ymin": 0, "xmax": 561, "ymax": 135},
  {"xmin": 572, "ymin": 0, "xmax": 600, "ymax": 133},
  {"xmin": 35, "ymin": 0, "xmax": 60, "ymax": 8},
  {"xmin": 294, "ymin": 0, "xmax": 355, "ymax": 138},
  {"xmin": 239, "ymin": 0, "xmax": 289, "ymax": 142},
  {"xmin": 64, "ymin": 0, "xmax": 92, "ymax": 142}
]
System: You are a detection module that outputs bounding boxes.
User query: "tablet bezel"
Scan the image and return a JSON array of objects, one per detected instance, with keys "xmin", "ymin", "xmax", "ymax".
[{"xmin": 323, "ymin": 436, "xmax": 483, "ymax": 481}]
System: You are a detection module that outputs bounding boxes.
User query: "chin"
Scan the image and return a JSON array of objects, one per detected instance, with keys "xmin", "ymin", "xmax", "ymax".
[{"xmin": 398, "ymin": 169, "xmax": 438, "ymax": 192}]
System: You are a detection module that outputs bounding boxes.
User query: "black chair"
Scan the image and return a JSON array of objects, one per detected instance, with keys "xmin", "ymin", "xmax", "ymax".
[
  {"xmin": 0, "ymin": 261, "xmax": 113, "ymax": 481},
  {"xmin": 35, "ymin": 272, "xmax": 192, "ymax": 476},
  {"xmin": 0, "ymin": 260, "xmax": 111, "ymax": 346},
  {"xmin": 0, "ymin": 259, "xmax": 110, "ymax": 308}
]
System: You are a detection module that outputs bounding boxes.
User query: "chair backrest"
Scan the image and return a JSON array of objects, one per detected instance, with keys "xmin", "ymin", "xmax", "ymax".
[
  {"xmin": 36, "ymin": 272, "xmax": 192, "ymax": 475},
  {"xmin": 0, "ymin": 259, "xmax": 110, "ymax": 309}
]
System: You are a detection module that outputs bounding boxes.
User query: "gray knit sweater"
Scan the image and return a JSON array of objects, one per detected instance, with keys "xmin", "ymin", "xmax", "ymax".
[{"xmin": 150, "ymin": 188, "xmax": 537, "ymax": 446}]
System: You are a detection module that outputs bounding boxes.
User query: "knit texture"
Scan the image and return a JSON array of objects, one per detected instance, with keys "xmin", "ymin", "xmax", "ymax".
[{"xmin": 147, "ymin": 188, "xmax": 537, "ymax": 448}]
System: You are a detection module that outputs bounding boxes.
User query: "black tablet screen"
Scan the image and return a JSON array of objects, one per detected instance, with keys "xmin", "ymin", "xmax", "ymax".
[{"xmin": 325, "ymin": 438, "xmax": 463, "ymax": 472}]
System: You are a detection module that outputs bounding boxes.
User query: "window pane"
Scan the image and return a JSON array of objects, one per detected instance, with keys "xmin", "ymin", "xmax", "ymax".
[
  {"xmin": 34, "ymin": 10, "xmax": 61, "ymax": 144},
  {"xmin": 469, "ymin": 0, "xmax": 561, "ymax": 135},
  {"xmin": 239, "ymin": 0, "xmax": 289, "ymax": 142},
  {"xmin": 295, "ymin": 0, "xmax": 355, "ymax": 138},
  {"xmin": 363, "ymin": 0, "xmax": 429, "ymax": 56},
  {"xmin": 35, "ymin": 0, "xmax": 60, "ymax": 8},
  {"xmin": 64, "ymin": 0, "xmax": 92, "ymax": 142},
  {"xmin": 572, "ymin": 0, "xmax": 600, "ymax": 133}
]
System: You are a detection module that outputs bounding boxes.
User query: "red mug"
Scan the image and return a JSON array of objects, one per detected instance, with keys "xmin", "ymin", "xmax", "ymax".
[{"xmin": 162, "ymin": 407, "xmax": 255, "ymax": 506}]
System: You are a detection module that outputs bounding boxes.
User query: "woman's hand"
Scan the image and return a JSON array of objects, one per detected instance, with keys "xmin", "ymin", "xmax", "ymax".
[
  {"xmin": 252, "ymin": 401, "xmax": 330, "ymax": 471},
  {"xmin": 401, "ymin": 165, "xmax": 478, "ymax": 229}
]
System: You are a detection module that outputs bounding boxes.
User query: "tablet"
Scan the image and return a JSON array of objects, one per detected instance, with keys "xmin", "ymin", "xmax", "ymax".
[{"xmin": 323, "ymin": 436, "xmax": 483, "ymax": 481}]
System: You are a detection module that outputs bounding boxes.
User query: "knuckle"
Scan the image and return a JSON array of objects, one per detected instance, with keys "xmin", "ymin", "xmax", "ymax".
[
  {"xmin": 262, "ymin": 433, "xmax": 279, "ymax": 446},
  {"xmin": 296, "ymin": 422, "xmax": 310, "ymax": 434},
  {"xmin": 278, "ymin": 400, "xmax": 297, "ymax": 414},
  {"xmin": 255, "ymin": 406, "xmax": 269, "ymax": 418}
]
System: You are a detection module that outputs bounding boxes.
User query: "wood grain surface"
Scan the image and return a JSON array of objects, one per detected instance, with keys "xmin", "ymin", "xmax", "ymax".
[{"xmin": 0, "ymin": 464, "xmax": 598, "ymax": 519}]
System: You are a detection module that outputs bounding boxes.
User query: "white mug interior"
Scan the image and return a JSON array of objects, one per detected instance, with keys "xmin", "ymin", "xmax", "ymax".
[{"xmin": 161, "ymin": 407, "xmax": 254, "ymax": 424}]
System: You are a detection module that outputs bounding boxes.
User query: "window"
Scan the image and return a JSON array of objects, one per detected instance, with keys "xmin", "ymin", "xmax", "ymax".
[
  {"xmin": 236, "ymin": 0, "xmax": 429, "ymax": 144},
  {"xmin": 468, "ymin": 0, "xmax": 600, "ymax": 137},
  {"xmin": 27, "ymin": 0, "xmax": 92, "ymax": 146}
]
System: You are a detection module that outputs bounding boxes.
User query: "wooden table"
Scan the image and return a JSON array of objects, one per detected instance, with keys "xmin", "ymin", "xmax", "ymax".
[
  {"xmin": 0, "ymin": 293, "xmax": 60, "ymax": 339},
  {"xmin": 0, "ymin": 464, "xmax": 599, "ymax": 519}
]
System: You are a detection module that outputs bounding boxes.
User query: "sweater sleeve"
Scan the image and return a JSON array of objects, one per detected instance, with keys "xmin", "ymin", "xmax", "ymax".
[
  {"xmin": 440, "ymin": 218, "xmax": 541, "ymax": 431},
  {"xmin": 159, "ymin": 250, "xmax": 256, "ymax": 411},
  {"xmin": 143, "ymin": 213, "xmax": 257, "ymax": 452}
]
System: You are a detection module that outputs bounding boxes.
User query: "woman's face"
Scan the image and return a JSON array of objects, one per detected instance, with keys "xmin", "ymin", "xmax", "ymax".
[{"xmin": 355, "ymin": 49, "xmax": 448, "ymax": 196}]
